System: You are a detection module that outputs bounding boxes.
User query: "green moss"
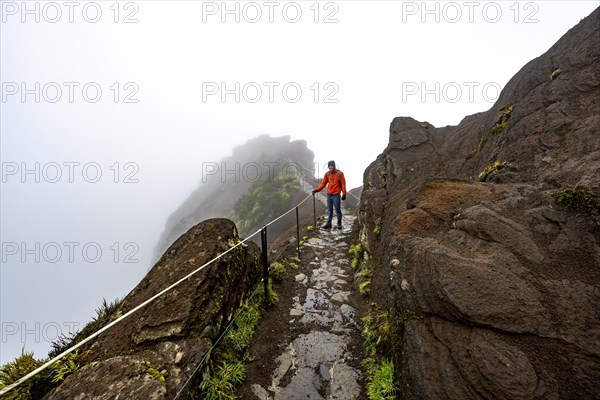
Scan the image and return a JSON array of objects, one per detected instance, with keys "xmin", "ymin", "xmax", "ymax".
[
  {"xmin": 478, "ymin": 161, "xmax": 507, "ymax": 182},
  {"xmin": 285, "ymin": 257, "xmax": 300, "ymax": 269},
  {"xmin": 466, "ymin": 135, "xmax": 490, "ymax": 160},
  {"xmin": 478, "ymin": 135, "xmax": 489, "ymax": 152},
  {"xmin": 349, "ymin": 244, "xmax": 363, "ymax": 270},
  {"xmin": 144, "ymin": 362, "xmax": 166, "ymax": 387},
  {"xmin": 373, "ymin": 219, "xmax": 382, "ymax": 235},
  {"xmin": 553, "ymin": 186, "xmax": 599, "ymax": 213},
  {"xmin": 359, "ymin": 280, "xmax": 372, "ymax": 295},
  {"xmin": 491, "ymin": 103, "xmax": 514, "ymax": 134},
  {"xmin": 397, "ymin": 309, "xmax": 422, "ymax": 323}
]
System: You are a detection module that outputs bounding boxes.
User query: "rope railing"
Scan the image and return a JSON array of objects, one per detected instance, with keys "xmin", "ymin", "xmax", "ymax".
[
  {"xmin": 0, "ymin": 231, "xmax": 261, "ymax": 397},
  {"xmin": 173, "ymin": 273, "xmax": 267, "ymax": 400},
  {"xmin": 0, "ymin": 189, "xmax": 322, "ymax": 397}
]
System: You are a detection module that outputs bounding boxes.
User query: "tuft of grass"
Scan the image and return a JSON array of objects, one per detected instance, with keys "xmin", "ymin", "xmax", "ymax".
[
  {"xmin": 361, "ymin": 314, "xmax": 397, "ymax": 399},
  {"xmin": 553, "ymin": 186, "xmax": 599, "ymax": 213},
  {"xmin": 202, "ymin": 361, "xmax": 246, "ymax": 400},
  {"xmin": 269, "ymin": 262, "xmax": 286, "ymax": 283},
  {"xmin": 367, "ymin": 360, "xmax": 396, "ymax": 400},
  {"xmin": 49, "ymin": 297, "xmax": 122, "ymax": 358}
]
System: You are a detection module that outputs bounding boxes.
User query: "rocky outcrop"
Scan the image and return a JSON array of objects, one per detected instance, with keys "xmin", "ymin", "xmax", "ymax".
[
  {"xmin": 43, "ymin": 218, "xmax": 261, "ymax": 399},
  {"xmin": 153, "ymin": 135, "xmax": 316, "ymax": 261},
  {"xmin": 358, "ymin": 8, "xmax": 600, "ymax": 400}
]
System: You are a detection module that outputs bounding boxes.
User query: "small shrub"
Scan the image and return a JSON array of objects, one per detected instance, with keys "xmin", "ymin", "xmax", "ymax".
[
  {"xmin": 553, "ymin": 186, "xmax": 598, "ymax": 213},
  {"xmin": 0, "ymin": 351, "xmax": 49, "ymax": 400},
  {"xmin": 269, "ymin": 262, "xmax": 286, "ymax": 283}
]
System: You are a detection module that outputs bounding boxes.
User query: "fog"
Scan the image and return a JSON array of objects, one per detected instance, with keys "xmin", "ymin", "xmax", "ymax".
[{"xmin": 1, "ymin": 0, "xmax": 597, "ymax": 365}]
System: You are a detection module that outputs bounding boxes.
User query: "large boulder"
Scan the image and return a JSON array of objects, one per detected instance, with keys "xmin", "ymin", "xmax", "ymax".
[
  {"xmin": 359, "ymin": 7, "xmax": 600, "ymax": 400},
  {"xmin": 43, "ymin": 218, "xmax": 261, "ymax": 399}
]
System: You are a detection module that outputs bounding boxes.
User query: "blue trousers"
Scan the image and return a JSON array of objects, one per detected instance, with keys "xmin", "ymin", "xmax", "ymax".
[{"xmin": 327, "ymin": 193, "xmax": 342, "ymax": 223}]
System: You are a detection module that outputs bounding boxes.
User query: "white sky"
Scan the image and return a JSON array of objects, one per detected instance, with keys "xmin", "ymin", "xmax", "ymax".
[{"xmin": 1, "ymin": 0, "xmax": 598, "ymax": 364}]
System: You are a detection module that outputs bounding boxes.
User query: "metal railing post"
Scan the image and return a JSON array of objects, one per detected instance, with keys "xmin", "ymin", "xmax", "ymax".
[
  {"xmin": 313, "ymin": 193, "xmax": 317, "ymax": 228},
  {"xmin": 296, "ymin": 206, "xmax": 301, "ymax": 259},
  {"xmin": 261, "ymin": 226, "xmax": 269, "ymax": 304}
]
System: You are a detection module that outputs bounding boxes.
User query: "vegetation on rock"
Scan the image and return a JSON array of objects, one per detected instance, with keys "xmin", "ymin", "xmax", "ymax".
[
  {"xmin": 491, "ymin": 103, "xmax": 514, "ymax": 134},
  {"xmin": 553, "ymin": 186, "xmax": 599, "ymax": 213},
  {"xmin": 228, "ymin": 173, "xmax": 301, "ymax": 237}
]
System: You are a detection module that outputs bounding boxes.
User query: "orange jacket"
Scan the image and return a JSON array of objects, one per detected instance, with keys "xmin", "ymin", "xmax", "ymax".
[{"xmin": 315, "ymin": 169, "xmax": 347, "ymax": 196}]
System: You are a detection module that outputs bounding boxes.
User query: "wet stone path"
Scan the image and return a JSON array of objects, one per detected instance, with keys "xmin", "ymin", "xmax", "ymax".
[{"xmin": 247, "ymin": 214, "xmax": 365, "ymax": 400}]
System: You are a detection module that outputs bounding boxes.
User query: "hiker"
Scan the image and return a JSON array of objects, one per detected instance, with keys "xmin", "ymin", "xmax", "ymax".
[{"xmin": 312, "ymin": 160, "xmax": 347, "ymax": 229}]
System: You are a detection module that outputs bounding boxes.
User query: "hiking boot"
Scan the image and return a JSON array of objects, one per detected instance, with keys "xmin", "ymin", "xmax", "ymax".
[
  {"xmin": 337, "ymin": 221, "xmax": 342, "ymax": 229},
  {"xmin": 322, "ymin": 221, "xmax": 332, "ymax": 229}
]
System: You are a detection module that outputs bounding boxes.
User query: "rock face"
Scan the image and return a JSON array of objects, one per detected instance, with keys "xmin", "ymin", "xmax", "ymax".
[
  {"xmin": 358, "ymin": 8, "xmax": 600, "ymax": 400},
  {"xmin": 43, "ymin": 218, "xmax": 261, "ymax": 399}
]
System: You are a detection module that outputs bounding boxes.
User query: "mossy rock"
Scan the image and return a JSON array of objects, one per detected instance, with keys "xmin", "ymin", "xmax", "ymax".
[{"xmin": 553, "ymin": 186, "xmax": 599, "ymax": 213}]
